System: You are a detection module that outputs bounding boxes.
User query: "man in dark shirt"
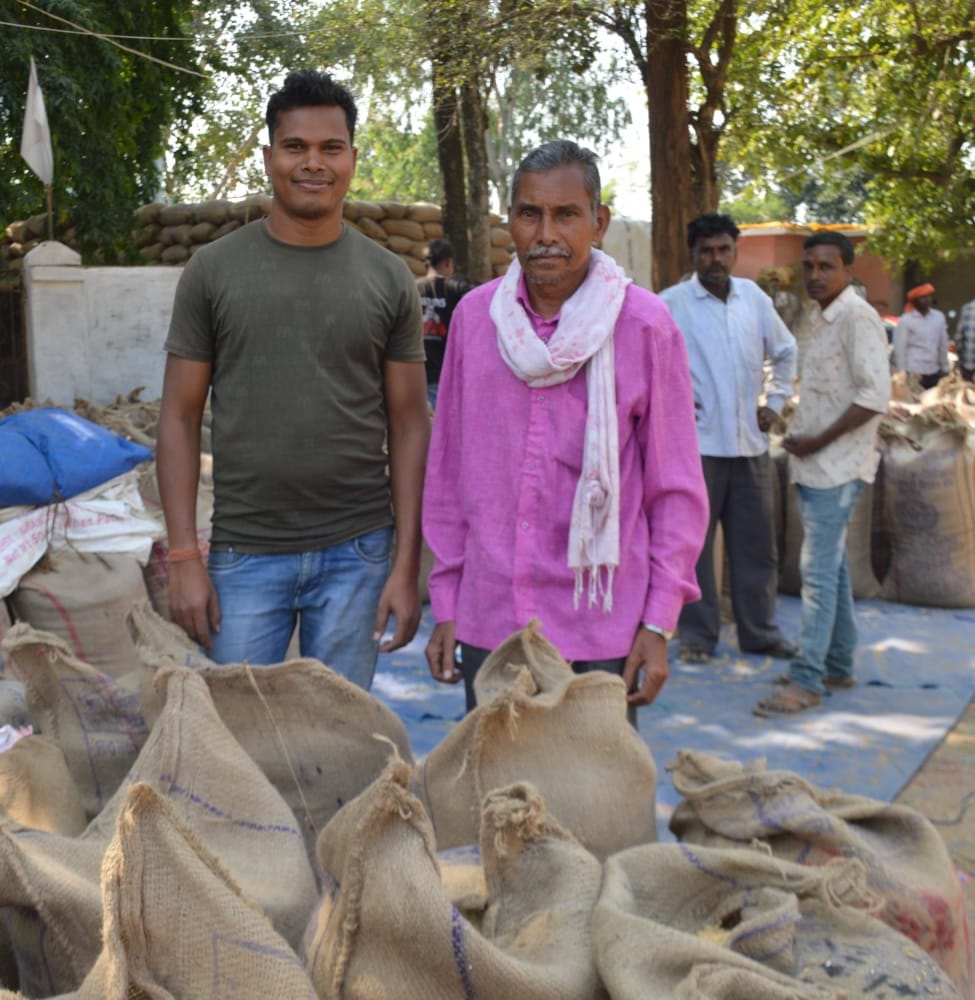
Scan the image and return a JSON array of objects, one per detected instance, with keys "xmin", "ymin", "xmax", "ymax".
[{"xmin": 415, "ymin": 239, "xmax": 476, "ymax": 408}]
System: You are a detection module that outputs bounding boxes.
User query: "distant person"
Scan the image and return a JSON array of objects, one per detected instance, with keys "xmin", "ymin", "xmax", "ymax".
[
  {"xmin": 423, "ymin": 140, "xmax": 708, "ymax": 716},
  {"xmin": 661, "ymin": 213, "xmax": 798, "ymax": 665},
  {"xmin": 954, "ymin": 296, "xmax": 975, "ymax": 383},
  {"xmin": 893, "ymin": 282, "xmax": 949, "ymax": 390},
  {"xmin": 415, "ymin": 239, "xmax": 476, "ymax": 408},
  {"xmin": 755, "ymin": 232, "xmax": 890, "ymax": 717},
  {"xmin": 157, "ymin": 70, "xmax": 429, "ymax": 689}
]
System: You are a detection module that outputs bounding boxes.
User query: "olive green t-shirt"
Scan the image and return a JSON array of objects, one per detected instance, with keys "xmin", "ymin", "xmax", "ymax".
[{"xmin": 165, "ymin": 220, "xmax": 424, "ymax": 552}]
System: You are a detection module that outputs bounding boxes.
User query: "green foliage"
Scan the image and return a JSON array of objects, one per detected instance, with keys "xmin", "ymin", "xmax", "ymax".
[
  {"xmin": 350, "ymin": 114, "xmax": 441, "ymax": 204},
  {"xmin": 1, "ymin": 1, "xmax": 204, "ymax": 260}
]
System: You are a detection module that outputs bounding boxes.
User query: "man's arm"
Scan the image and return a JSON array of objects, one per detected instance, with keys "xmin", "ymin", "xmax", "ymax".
[
  {"xmin": 784, "ymin": 404, "xmax": 881, "ymax": 457},
  {"xmin": 156, "ymin": 354, "xmax": 219, "ymax": 649},
  {"xmin": 761, "ymin": 294, "xmax": 798, "ymax": 415},
  {"xmin": 376, "ymin": 359, "xmax": 430, "ymax": 652},
  {"xmin": 938, "ymin": 315, "xmax": 951, "ymax": 374}
]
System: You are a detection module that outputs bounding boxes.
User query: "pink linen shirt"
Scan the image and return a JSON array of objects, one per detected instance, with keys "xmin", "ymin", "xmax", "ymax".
[{"xmin": 422, "ymin": 274, "xmax": 708, "ymax": 661}]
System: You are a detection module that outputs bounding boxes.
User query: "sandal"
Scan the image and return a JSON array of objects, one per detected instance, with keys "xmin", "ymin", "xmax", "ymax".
[
  {"xmin": 774, "ymin": 673, "xmax": 856, "ymax": 690},
  {"xmin": 754, "ymin": 684, "xmax": 821, "ymax": 718},
  {"xmin": 678, "ymin": 645, "xmax": 713, "ymax": 664}
]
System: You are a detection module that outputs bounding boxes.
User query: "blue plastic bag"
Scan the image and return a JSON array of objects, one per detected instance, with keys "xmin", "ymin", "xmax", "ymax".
[{"xmin": 0, "ymin": 408, "xmax": 153, "ymax": 506}]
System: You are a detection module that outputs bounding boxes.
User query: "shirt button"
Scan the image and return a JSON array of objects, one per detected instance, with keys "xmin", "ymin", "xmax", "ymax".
[
  {"xmin": 528, "ymin": 461, "xmax": 537, "ymax": 470},
  {"xmin": 521, "ymin": 521, "xmax": 530, "ymax": 530}
]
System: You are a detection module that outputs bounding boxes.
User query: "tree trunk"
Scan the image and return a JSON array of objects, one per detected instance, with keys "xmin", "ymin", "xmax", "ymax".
[
  {"xmin": 645, "ymin": 0, "xmax": 696, "ymax": 290},
  {"xmin": 460, "ymin": 81, "xmax": 493, "ymax": 283},
  {"xmin": 431, "ymin": 61, "xmax": 469, "ymax": 273}
]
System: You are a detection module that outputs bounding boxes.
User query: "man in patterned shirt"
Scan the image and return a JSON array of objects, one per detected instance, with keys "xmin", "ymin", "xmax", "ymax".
[
  {"xmin": 954, "ymin": 296, "xmax": 975, "ymax": 383},
  {"xmin": 755, "ymin": 232, "xmax": 890, "ymax": 717}
]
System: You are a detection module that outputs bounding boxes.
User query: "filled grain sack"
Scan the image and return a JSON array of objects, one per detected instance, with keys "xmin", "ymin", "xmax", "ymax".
[
  {"xmin": 1, "ymin": 624, "xmax": 147, "ymax": 820},
  {"xmin": 9, "ymin": 550, "xmax": 149, "ymax": 678},
  {"xmin": 0, "ymin": 735, "xmax": 85, "ymax": 834},
  {"xmin": 85, "ymin": 667, "xmax": 319, "ymax": 951},
  {"xmin": 0, "ymin": 599, "xmax": 11, "ymax": 675},
  {"xmin": 879, "ymin": 423, "xmax": 975, "ymax": 607},
  {"xmin": 669, "ymin": 750, "xmax": 972, "ymax": 994},
  {"xmin": 129, "ymin": 601, "xmax": 414, "ymax": 866},
  {"xmin": 0, "ymin": 680, "xmax": 28, "ymax": 729},
  {"xmin": 592, "ymin": 843, "xmax": 959, "ymax": 999},
  {"xmin": 305, "ymin": 761, "xmax": 604, "ymax": 999},
  {"xmin": 413, "ymin": 622, "xmax": 657, "ymax": 860},
  {"xmin": 73, "ymin": 783, "xmax": 317, "ymax": 1000}
]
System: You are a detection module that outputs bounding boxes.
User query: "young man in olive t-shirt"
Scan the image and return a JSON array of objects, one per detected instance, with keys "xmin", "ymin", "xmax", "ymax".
[{"xmin": 157, "ymin": 70, "xmax": 429, "ymax": 689}]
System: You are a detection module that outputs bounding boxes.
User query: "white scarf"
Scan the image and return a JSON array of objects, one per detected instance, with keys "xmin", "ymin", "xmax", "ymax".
[{"xmin": 490, "ymin": 248, "xmax": 631, "ymax": 611}]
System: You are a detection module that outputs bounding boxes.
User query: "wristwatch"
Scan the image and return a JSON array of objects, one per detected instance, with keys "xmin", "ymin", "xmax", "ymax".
[{"xmin": 642, "ymin": 623, "xmax": 675, "ymax": 641}]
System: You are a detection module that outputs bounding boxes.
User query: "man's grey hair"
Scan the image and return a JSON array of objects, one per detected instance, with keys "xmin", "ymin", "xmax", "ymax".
[{"xmin": 510, "ymin": 140, "xmax": 602, "ymax": 217}]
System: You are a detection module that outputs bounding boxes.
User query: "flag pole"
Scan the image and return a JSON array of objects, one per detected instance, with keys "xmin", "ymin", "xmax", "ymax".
[{"xmin": 45, "ymin": 184, "xmax": 53, "ymax": 241}]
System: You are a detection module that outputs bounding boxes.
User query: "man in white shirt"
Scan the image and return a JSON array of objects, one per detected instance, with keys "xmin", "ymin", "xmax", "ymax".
[
  {"xmin": 755, "ymin": 231, "xmax": 890, "ymax": 717},
  {"xmin": 661, "ymin": 213, "xmax": 798, "ymax": 663},
  {"xmin": 893, "ymin": 283, "xmax": 949, "ymax": 390},
  {"xmin": 955, "ymin": 297, "xmax": 975, "ymax": 382}
]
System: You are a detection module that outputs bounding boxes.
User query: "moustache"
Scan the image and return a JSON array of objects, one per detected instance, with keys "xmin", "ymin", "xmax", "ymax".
[{"xmin": 526, "ymin": 246, "xmax": 571, "ymax": 260}]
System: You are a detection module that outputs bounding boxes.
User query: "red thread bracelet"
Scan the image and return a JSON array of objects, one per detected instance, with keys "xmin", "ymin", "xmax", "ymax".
[{"xmin": 167, "ymin": 546, "xmax": 202, "ymax": 563}]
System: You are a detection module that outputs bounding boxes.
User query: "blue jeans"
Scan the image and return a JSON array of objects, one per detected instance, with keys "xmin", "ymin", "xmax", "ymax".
[
  {"xmin": 206, "ymin": 526, "xmax": 393, "ymax": 690},
  {"xmin": 789, "ymin": 480, "xmax": 864, "ymax": 695}
]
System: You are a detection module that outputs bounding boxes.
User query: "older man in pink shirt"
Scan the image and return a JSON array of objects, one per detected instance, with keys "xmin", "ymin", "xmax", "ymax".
[{"xmin": 422, "ymin": 140, "xmax": 708, "ymax": 716}]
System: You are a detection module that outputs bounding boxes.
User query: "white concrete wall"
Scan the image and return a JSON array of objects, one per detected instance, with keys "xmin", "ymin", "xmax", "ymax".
[
  {"xmin": 601, "ymin": 218, "xmax": 653, "ymax": 290},
  {"xmin": 23, "ymin": 242, "xmax": 181, "ymax": 405}
]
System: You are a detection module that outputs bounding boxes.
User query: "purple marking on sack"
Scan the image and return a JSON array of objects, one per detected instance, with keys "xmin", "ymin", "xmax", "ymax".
[
  {"xmin": 156, "ymin": 773, "xmax": 302, "ymax": 838},
  {"xmin": 451, "ymin": 907, "xmax": 476, "ymax": 1000},
  {"xmin": 210, "ymin": 932, "xmax": 315, "ymax": 998},
  {"xmin": 679, "ymin": 843, "xmax": 741, "ymax": 887}
]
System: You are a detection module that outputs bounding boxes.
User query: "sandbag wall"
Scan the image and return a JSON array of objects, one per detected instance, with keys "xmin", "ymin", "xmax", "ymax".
[{"xmin": 773, "ymin": 376, "xmax": 975, "ymax": 608}]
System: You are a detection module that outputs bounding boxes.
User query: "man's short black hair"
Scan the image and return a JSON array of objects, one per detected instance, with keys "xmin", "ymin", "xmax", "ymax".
[
  {"xmin": 265, "ymin": 70, "xmax": 358, "ymax": 143},
  {"xmin": 803, "ymin": 230, "xmax": 855, "ymax": 266},
  {"xmin": 424, "ymin": 239, "xmax": 454, "ymax": 268},
  {"xmin": 687, "ymin": 212, "xmax": 740, "ymax": 249}
]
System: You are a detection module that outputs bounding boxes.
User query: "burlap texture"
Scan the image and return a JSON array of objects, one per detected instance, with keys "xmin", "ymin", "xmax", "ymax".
[
  {"xmin": 1, "ymin": 624, "xmax": 147, "ymax": 819},
  {"xmin": 669, "ymin": 750, "xmax": 972, "ymax": 994},
  {"xmin": 0, "ymin": 734, "xmax": 86, "ymax": 834},
  {"xmin": 86, "ymin": 667, "xmax": 319, "ymax": 951},
  {"xmin": 413, "ymin": 622, "xmax": 657, "ymax": 860},
  {"xmin": 9, "ymin": 550, "xmax": 148, "ymax": 678},
  {"xmin": 73, "ymin": 783, "xmax": 317, "ymax": 999},
  {"xmin": 306, "ymin": 761, "xmax": 605, "ymax": 999},
  {"xmin": 592, "ymin": 842, "xmax": 959, "ymax": 998},
  {"xmin": 130, "ymin": 600, "xmax": 414, "ymax": 867}
]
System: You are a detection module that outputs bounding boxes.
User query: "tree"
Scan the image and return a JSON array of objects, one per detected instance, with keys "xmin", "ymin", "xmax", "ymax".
[{"xmin": 1, "ymin": 1, "xmax": 205, "ymax": 259}]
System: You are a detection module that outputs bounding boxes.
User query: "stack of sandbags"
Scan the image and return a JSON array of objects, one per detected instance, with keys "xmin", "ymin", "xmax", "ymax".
[
  {"xmin": 592, "ymin": 843, "xmax": 959, "ymax": 998},
  {"xmin": 0, "ymin": 666, "xmax": 318, "ymax": 995},
  {"xmin": 8, "ymin": 550, "xmax": 150, "ymax": 679},
  {"xmin": 878, "ymin": 379, "xmax": 975, "ymax": 608},
  {"xmin": 2, "ymin": 623, "xmax": 148, "ymax": 820},
  {"xmin": 129, "ymin": 601, "xmax": 414, "ymax": 867},
  {"xmin": 305, "ymin": 761, "xmax": 604, "ymax": 998},
  {"xmin": 132, "ymin": 196, "xmax": 513, "ymax": 278},
  {"xmin": 668, "ymin": 749, "xmax": 972, "ymax": 995},
  {"xmin": 413, "ymin": 621, "xmax": 657, "ymax": 860}
]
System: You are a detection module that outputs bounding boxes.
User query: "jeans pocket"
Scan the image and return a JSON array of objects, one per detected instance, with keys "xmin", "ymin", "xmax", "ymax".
[
  {"xmin": 207, "ymin": 548, "xmax": 253, "ymax": 573},
  {"xmin": 351, "ymin": 527, "xmax": 393, "ymax": 565}
]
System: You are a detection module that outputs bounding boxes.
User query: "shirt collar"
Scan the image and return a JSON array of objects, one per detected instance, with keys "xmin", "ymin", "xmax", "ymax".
[
  {"xmin": 516, "ymin": 272, "xmax": 563, "ymax": 327},
  {"xmin": 820, "ymin": 284, "xmax": 858, "ymax": 323},
  {"xmin": 691, "ymin": 272, "xmax": 738, "ymax": 302}
]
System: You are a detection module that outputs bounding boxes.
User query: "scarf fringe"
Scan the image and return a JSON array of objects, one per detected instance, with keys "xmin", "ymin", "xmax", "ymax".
[{"xmin": 573, "ymin": 565, "xmax": 616, "ymax": 612}]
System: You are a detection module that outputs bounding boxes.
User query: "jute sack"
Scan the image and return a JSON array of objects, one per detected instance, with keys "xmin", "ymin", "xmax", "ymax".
[
  {"xmin": 129, "ymin": 601, "xmax": 414, "ymax": 867},
  {"xmin": 0, "ymin": 734, "xmax": 86, "ymax": 834},
  {"xmin": 0, "ymin": 818, "xmax": 104, "ymax": 996},
  {"xmin": 1, "ymin": 624, "xmax": 148, "ymax": 820},
  {"xmin": 414, "ymin": 622, "xmax": 657, "ymax": 859},
  {"xmin": 9, "ymin": 550, "xmax": 149, "ymax": 678},
  {"xmin": 85, "ymin": 667, "xmax": 319, "ymax": 952},
  {"xmin": 0, "ymin": 599, "xmax": 11, "ymax": 675},
  {"xmin": 72, "ymin": 783, "xmax": 317, "ymax": 1000},
  {"xmin": 305, "ymin": 761, "xmax": 605, "ymax": 999},
  {"xmin": 879, "ymin": 424, "xmax": 975, "ymax": 607},
  {"xmin": 592, "ymin": 843, "xmax": 959, "ymax": 999},
  {"xmin": 669, "ymin": 750, "xmax": 972, "ymax": 994},
  {"xmin": 0, "ymin": 679, "xmax": 28, "ymax": 728}
]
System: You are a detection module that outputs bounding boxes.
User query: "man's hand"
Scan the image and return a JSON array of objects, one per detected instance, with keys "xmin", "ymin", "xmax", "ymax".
[
  {"xmin": 783, "ymin": 432, "xmax": 823, "ymax": 458},
  {"xmin": 168, "ymin": 559, "xmax": 220, "ymax": 651},
  {"xmin": 622, "ymin": 628, "xmax": 669, "ymax": 707},
  {"xmin": 426, "ymin": 620, "xmax": 461, "ymax": 684},
  {"xmin": 374, "ymin": 567, "xmax": 421, "ymax": 653},
  {"xmin": 756, "ymin": 406, "xmax": 782, "ymax": 433}
]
